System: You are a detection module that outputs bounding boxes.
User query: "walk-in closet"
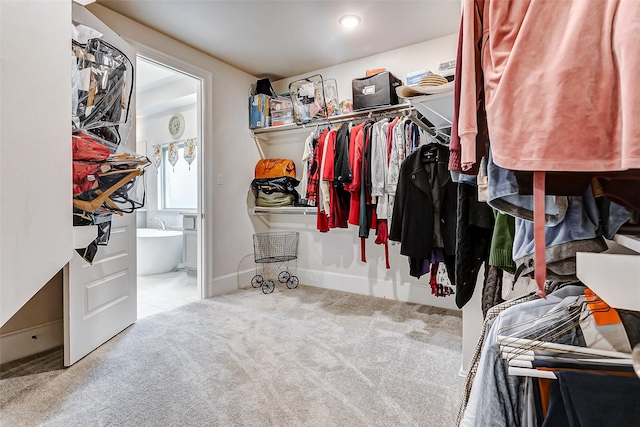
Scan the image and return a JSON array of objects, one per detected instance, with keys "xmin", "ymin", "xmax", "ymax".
[{"xmin": 1, "ymin": 1, "xmax": 639, "ymax": 426}]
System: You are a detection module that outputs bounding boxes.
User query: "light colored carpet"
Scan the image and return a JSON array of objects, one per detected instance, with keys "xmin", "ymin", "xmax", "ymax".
[{"xmin": 1, "ymin": 285, "xmax": 462, "ymax": 427}]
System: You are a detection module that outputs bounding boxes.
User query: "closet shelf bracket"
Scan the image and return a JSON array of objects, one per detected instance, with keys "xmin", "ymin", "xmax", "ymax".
[{"xmin": 406, "ymin": 90, "xmax": 454, "ymax": 131}]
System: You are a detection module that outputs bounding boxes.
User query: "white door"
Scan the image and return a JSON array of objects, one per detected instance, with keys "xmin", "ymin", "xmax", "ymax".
[{"xmin": 64, "ymin": 3, "xmax": 138, "ymax": 366}]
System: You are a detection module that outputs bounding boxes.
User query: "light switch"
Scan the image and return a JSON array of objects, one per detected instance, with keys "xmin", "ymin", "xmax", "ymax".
[{"xmin": 217, "ymin": 173, "xmax": 224, "ymax": 185}]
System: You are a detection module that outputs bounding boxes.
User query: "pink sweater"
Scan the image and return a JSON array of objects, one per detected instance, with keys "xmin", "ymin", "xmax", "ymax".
[{"xmin": 459, "ymin": 0, "xmax": 640, "ymax": 172}]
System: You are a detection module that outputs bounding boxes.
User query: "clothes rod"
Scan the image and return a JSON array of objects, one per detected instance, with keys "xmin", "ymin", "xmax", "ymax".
[
  {"xmin": 292, "ymin": 104, "xmax": 415, "ymax": 130},
  {"xmin": 250, "ymin": 207, "xmax": 317, "ymax": 215}
]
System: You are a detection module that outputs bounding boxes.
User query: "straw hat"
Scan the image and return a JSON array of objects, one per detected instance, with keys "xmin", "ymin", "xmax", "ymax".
[
  {"xmin": 417, "ymin": 74, "xmax": 448, "ymax": 87},
  {"xmin": 395, "ymin": 73, "xmax": 453, "ymax": 98}
]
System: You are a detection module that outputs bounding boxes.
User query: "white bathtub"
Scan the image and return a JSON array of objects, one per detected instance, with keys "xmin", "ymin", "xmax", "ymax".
[{"xmin": 136, "ymin": 228, "xmax": 184, "ymax": 276}]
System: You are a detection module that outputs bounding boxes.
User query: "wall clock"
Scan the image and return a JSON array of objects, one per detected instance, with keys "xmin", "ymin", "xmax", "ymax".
[{"xmin": 168, "ymin": 113, "xmax": 185, "ymax": 139}]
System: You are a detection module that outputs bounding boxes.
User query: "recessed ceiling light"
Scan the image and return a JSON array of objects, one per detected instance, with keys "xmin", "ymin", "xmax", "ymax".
[{"xmin": 339, "ymin": 15, "xmax": 361, "ymax": 28}]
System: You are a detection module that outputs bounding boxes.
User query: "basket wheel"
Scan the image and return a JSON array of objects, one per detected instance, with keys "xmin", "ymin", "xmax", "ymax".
[
  {"xmin": 278, "ymin": 271, "xmax": 291, "ymax": 283},
  {"xmin": 286, "ymin": 276, "xmax": 299, "ymax": 289},
  {"xmin": 251, "ymin": 275, "xmax": 263, "ymax": 288},
  {"xmin": 262, "ymin": 280, "xmax": 275, "ymax": 294}
]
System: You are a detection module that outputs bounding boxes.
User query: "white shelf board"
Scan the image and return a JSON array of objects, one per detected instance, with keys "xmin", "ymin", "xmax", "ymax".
[
  {"xmin": 252, "ymin": 102, "xmax": 414, "ymax": 139},
  {"xmin": 613, "ymin": 233, "xmax": 640, "ymax": 253},
  {"xmin": 577, "ymin": 251, "xmax": 640, "ymax": 311},
  {"xmin": 251, "ymin": 92, "xmax": 454, "ymax": 142},
  {"xmin": 250, "ymin": 206, "xmax": 317, "ymax": 215}
]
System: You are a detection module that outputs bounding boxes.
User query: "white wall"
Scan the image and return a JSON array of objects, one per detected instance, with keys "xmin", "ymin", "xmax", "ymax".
[
  {"xmin": 0, "ymin": 1, "xmax": 72, "ymax": 326},
  {"xmin": 265, "ymin": 34, "xmax": 459, "ymax": 310},
  {"xmin": 87, "ymin": 4, "xmax": 267, "ymax": 296},
  {"xmin": 273, "ymin": 34, "xmax": 457, "ymax": 98}
]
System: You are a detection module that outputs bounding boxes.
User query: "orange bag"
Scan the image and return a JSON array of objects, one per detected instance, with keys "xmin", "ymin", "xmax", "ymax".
[{"xmin": 254, "ymin": 158, "xmax": 296, "ymax": 179}]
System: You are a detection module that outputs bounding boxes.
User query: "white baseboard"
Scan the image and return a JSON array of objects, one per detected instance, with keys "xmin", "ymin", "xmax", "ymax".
[
  {"xmin": 208, "ymin": 267, "xmax": 459, "ymax": 310},
  {"xmin": 458, "ymin": 365, "xmax": 468, "ymax": 379},
  {"xmin": 458, "ymin": 365, "xmax": 469, "ymax": 395},
  {"xmin": 208, "ymin": 268, "xmax": 255, "ymax": 297},
  {"xmin": 0, "ymin": 320, "xmax": 63, "ymax": 365},
  {"xmin": 295, "ymin": 268, "xmax": 459, "ymax": 309}
]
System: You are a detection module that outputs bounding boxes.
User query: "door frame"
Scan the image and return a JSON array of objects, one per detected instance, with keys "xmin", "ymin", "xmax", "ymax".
[{"xmin": 128, "ymin": 40, "xmax": 212, "ymax": 300}]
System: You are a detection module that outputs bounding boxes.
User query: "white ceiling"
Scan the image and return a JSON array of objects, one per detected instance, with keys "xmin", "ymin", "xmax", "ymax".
[
  {"xmin": 94, "ymin": 0, "xmax": 462, "ymax": 80},
  {"xmin": 136, "ymin": 58, "xmax": 199, "ymax": 118},
  {"xmin": 136, "ymin": 58, "xmax": 177, "ymax": 91}
]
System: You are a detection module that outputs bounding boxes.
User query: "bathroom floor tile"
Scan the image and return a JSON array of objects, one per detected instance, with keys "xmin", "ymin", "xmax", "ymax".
[
  {"xmin": 137, "ymin": 302, "xmax": 166, "ymax": 320},
  {"xmin": 136, "ymin": 270, "xmax": 199, "ymax": 319}
]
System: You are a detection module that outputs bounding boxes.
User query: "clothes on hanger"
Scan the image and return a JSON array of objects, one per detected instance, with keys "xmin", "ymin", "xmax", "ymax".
[
  {"xmin": 346, "ymin": 122, "xmax": 367, "ymax": 226},
  {"xmin": 389, "ymin": 143, "xmax": 456, "ymax": 284},
  {"xmin": 358, "ymin": 122, "xmax": 377, "ymax": 262},
  {"xmin": 454, "ymin": 182, "xmax": 494, "ymax": 307},
  {"xmin": 385, "ymin": 117, "xmax": 408, "ymax": 233},
  {"xmin": 298, "ymin": 132, "xmax": 315, "ymax": 206},
  {"xmin": 456, "ymin": 290, "xmax": 541, "ymax": 426},
  {"xmin": 330, "ymin": 125, "xmax": 351, "ymax": 228},
  {"xmin": 456, "ymin": 0, "xmax": 640, "ymax": 296},
  {"xmin": 315, "ymin": 129, "xmax": 330, "ymax": 232},
  {"xmin": 320, "ymin": 129, "xmax": 337, "ymax": 216},
  {"xmin": 305, "ymin": 134, "xmax": 321, "ymax": 207},
  {"xmin": 291, "ymin": 109, "xmax": 455, "ymax": 290},
  {"xmin": 459, "ymin": 0, "xmax": 640, "ymax": 173},
  {"xmin": 461, "ymin": 284, "xmax": 588, "ymax": 426},
  {"xmin": 460, "ymin": 284, "xmax": 640, "ymax": 427},
  {"xmin": 539, "ymin": 371, "xmax": 640, "ymax": 427}
]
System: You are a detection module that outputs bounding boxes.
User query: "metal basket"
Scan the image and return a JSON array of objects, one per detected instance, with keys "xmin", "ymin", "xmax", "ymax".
[
  {"xmin": 253, "ymin": 231, "xmax": 299, "ymax": 263},
  {"xmin": 251, "ymin": 231, "xmax": 299, "ymax": 294}
]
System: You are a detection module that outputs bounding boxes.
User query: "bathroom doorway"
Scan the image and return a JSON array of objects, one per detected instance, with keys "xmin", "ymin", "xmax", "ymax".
[{"xmin": 135, "ymin": 55, "xmax": 204, "ymax": 318}]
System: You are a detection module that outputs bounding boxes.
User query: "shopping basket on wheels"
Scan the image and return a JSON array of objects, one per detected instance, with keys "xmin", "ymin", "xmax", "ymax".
[{"xmin": 251, "ymin": 231, "xmax": 299, "ymax": 294}]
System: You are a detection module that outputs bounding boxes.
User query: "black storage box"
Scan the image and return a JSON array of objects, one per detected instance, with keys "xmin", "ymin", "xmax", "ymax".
[{"xmin": 352, "ymin": 71, "xmax": 403, "ymax": 110}]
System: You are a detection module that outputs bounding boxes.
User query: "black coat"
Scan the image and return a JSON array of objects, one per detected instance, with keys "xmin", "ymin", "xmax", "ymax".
[
  {"xmin": 389, "ymin": 144, "xmax": 456, "ymax": 261},
  {"xmin": 454, "ymin": 182, "xmax": 494, "ymax": 308}
]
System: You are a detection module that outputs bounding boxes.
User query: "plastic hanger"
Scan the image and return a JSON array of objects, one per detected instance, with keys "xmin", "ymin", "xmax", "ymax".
[{"xmin": 497, "ymin": 292, "xmax": 632, "ymax": 379}]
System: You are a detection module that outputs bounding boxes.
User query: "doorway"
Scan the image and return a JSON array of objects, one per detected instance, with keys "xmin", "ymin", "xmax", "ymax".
[{"xmin": 135, "ymin": 56, "xmax": 204, "ymax": 318}]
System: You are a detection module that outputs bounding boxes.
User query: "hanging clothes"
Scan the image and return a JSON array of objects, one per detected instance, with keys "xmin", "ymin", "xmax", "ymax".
[
  {"xmin": 371, "ymin": 119, "xmax": 390, "ymax": 218},
  {"xmin": 455, "ymin": 182, "xmax": 494, "ymax": 308},
  {"xmin": 331, "ymin": 124, "xmax": 351, "ymax": 228},
  {"xmin": 386, "ymin": 117, "xmax": 408, "ymax": 235},
  {"xmin": 540, "ymin": 371, "xmax": 640, "ymax": 427},
  {"xmin": 371, "ymin": 118, "xmax": 392, "ymax": 269},
  {"xmin": 459, "ymin": 0, "xmax": 640, "ymax": 173},
  {"xmin": 461, "ymin": 285, "xmax": 587, "ymax": 427},
  {"xmin": 346, "ymin": 122, "xmax": 367, "ymax": 226},
  {"xmin": 299, "ymin": 131, "xmax": 315, "ymax": 206},
  {"xmin": 460, "ymin": 283, "xmax": 640, "ymax": 427},
  {"xmin": 456, "ymin": 291, "xmax": 541, "ymax": 426},
  {"xmin": 320, "ymin": 129, "xmax": 337, "ymax": 217},
  {"xmin": 334, "ymin": 123, "xmax": 352, "ymax": 186},
  {"xmin": 315, "ymin": 129, "xmax": 330, "ymax": 232},
  {"xmin": 389, "ymin": 143, "xmax": 456, "ymax": 278},
  {"xmin": 305, "ymin": 135, "xmax": 321, "ymax": 207},
  {"xmin": 358, "ymin": 123, "xmax": 378, "ymax": 262}
]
